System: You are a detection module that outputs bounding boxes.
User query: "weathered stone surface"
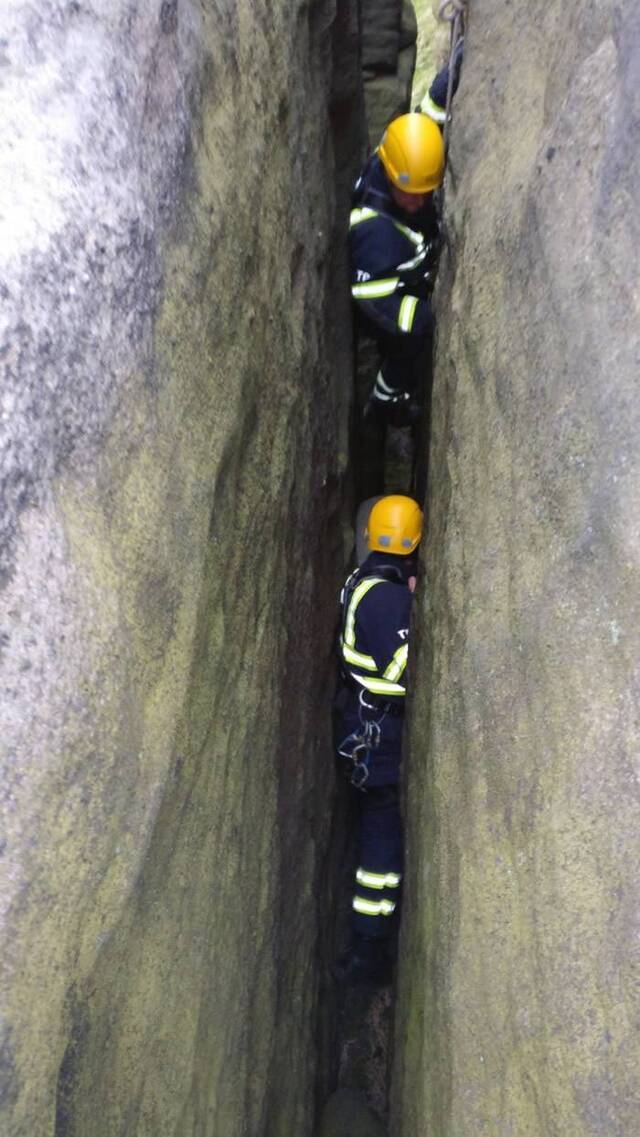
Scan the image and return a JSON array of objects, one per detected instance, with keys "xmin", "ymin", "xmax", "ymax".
[
  {"xmin": 361, "ymin": 1, "xmax": 416, "ymax": 143},
  {"xmin": 363, "ymin": 56, "xmax": 415, "ymax": 144},
  {"xmin": 361, "ymin": 30, "xmax": 401, "ymax": 74},
  {"xmin": 412, "ymin": 0, "xmax": 450, "ymax": 101},
  {"xmin": 399, "ymin": 0, "xmax": 419, "ymax": 52},
  {"xmin": 361, "ymin": 0, "xmax": 403, "ymax": 35},
  {"xmin": 0, "ymin": 2, "xmax": 362, "ymax": 1134},
  {"xmin": 394, "ymin": 2, "xmax": 640, "ymax": 1135}
]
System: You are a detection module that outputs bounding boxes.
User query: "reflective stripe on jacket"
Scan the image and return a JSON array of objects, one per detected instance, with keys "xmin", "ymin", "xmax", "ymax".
[
  {"xmin": 339, "ymin": 569, "xmax": 411, "ymax": 700},
  {"xmin": 347, "ymin": 155, "xmax": 438, "ymax": 334},
  {"xmin": 348, "ymin": 181, "xmax": 436, "ymax": 337}
]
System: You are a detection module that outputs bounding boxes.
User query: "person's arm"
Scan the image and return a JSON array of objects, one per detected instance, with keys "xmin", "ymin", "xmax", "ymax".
[
  {"xmin": 416, "ymin": 38, "xmax": 464, "ymax": 125},
  {"xmin": 352, "ymin": 287, "xmax": 434, "ymax": 338}
]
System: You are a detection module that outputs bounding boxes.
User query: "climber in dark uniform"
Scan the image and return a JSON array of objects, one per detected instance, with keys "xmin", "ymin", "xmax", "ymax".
[
  {"xmin": 349, "ymin": 114, "xmax": 444, "ymax": 422},
  {"xmin": 349, "ymin": 46, "xmax": 464, "ymax": 421},
  {"xmin": 333, "ymin": 495, "xmax": 423, "ymax": 985},
  {"xmin": 415, "ymin": 35, "xmax": 465, "ymax": 127}
]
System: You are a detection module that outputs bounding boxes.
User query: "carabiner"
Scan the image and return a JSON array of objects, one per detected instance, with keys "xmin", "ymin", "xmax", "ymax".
[{"xmin": 351, "ymin": 760, "xmax": 370, "ymax": 790}]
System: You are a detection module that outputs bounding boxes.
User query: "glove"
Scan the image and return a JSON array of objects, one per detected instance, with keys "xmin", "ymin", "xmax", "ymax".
[
  {"xmin": 396, "ymin": 237, "xmax": 441, "ymax": 295},
  {"xmin": 397, "ymin": 272, "xmax": 435, "ymax": 301}
]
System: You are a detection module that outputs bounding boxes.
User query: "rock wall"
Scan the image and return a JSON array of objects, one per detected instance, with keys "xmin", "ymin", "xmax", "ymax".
[
  {"xmin": 361, "ymin": 0, "xmax": 417, "ymax": 143},
  {"xmin": 394, "ymin": 2, "xmax": 640, "ymax": 1135},
  {"xmin": 0, "ymin": 2, "xmax": 363, "ymax": 1134},
  {"xmin": 411, "ymin": 0, "xmax": 450, "ymax": 102}
]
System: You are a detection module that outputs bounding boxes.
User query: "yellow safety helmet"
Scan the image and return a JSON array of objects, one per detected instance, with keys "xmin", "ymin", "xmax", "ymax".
[
  {"xmin": 378, "ymin": 113, "xmax": 445, "ymax": 194},
  {"xmin": 366, "ymin": 495, "xmax": 424, "ymax": 555}
]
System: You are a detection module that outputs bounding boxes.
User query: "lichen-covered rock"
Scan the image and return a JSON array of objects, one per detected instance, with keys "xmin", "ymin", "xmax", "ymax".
[
  {"xmin": 393, "ymin": 2, "xmax": 640, "ymax": 1135},
  {"xmin": 361, "ymin": 0, "xmax": 402, "ymax": 72},
  {"xmin": 411, "ymin": 0, "xmax": 450, "ymax": 102},
  {"xmin": 0, "ymin": 2, "xmax": 362, "ymax": 1134},
  {"xmin": 362, "ymin": 0, "xmax": 417, "ymax": 143}
]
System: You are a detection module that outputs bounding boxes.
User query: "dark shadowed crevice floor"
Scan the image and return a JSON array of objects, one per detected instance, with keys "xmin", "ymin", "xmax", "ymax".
[
  {"xmin": 335, "ymin": 978, "xmax": 394, "ymax": 1122},
  {"xmin": 319, "ymin": 782, "xmax": 398, "ymax": 1134}
]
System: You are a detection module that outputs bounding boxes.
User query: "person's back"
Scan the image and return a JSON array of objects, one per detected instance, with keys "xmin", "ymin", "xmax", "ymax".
[{"xmin": 337, "ymin": 550, "xmax": 412, "ymax": 785}]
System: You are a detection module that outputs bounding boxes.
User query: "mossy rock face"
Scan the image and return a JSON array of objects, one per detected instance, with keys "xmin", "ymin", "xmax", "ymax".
[
  {"xmin": 0, "ymin": 2, "xmax": 363, "ymax": 1135},
  {"xmin": 361, "ymin": 0, "xmax": 417, "ymax": 144},
  {"xmin": 393, "ymin": 2, "xmax": 640, "ymax": 1135},
  {"xmin": 411, "ymin": 0, "xmax": 450, "ymax": 102}
]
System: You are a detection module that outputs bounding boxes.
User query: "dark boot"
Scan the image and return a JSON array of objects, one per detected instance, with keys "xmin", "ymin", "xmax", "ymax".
[{"xmin": 364, "ymin": 373, "xmax": 421, "ymax": 427}]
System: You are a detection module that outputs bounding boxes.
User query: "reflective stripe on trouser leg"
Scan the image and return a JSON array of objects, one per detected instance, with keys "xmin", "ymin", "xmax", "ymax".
[
  {"xmin": 353, "ymin": 894, "xmax": 397, "ymax": 917},
  {"xmin": 373, "ymin": 371, "xmax": 407, "ymax": 405},
  {"xmin": 356, "ymin": 868, "xmax": 402, "ymax": 890},
  {"xmin": 352, "ymin": 786, "xmax": 403, "ymax": 940},
  {"xmin": 353, "ymin": 865, "xmax": 402, "ymax": 917},
  {"xmin": 352, "ymin": 868, "xmax": 402, "ymax": 930}
]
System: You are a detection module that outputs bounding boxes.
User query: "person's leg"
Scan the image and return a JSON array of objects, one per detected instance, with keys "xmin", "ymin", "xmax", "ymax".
[
  {"xmin": 370, "ymin": 329, "xmax": 432, "ymax": 424},
  {"xmin": 333, "ymin": 784, "xmax": 402, "ymax": 984},
  {"xmin": 352, "ymin": 785, "xmax": 403, "ymax": 941},
  {"xmin": 380, "ymin": 333, "xmax": 429, "ymax": 394}
]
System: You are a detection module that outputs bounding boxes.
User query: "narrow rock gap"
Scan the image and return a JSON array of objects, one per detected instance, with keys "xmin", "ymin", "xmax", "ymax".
[{"xmin": 316, "ymin": 4, "xmax": 448, "ymax": 1133}]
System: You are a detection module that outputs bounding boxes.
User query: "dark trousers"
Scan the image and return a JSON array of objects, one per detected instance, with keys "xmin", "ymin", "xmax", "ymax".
[
  {"xmin": 378, "ymin": 328, "xmax": 431, "ymax": 395},
  {"xmin": 351, "ymin": 785, "xmax": 403, "ymax": 940},
  {"xmin": 356, "ymin": 309, "xmax": 433, "ymax": 396}
]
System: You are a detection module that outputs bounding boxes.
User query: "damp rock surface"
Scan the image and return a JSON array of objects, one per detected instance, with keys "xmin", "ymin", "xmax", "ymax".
[
  {"xmin": 394, "ymin": 1, "xmax": 640, "ymax": 1135},
  {"xmin": 0, "ymin": 1, "xmax": 362, "ymax": 1134}
]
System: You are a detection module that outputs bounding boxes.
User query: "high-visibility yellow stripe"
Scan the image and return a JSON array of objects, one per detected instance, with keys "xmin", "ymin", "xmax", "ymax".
[
  {"xmin": 349, "ymin": 206, "xmax": 378, "ymax": 228},
  {"xmin": 344, "ymin": 578, "xmax": 385, "ymax": 648},
  {"xmin": 397, "ymin": 245, "xmax": 427, "ymax": 272},
  {"xmin": 343, "ymin": 576, "xmax": 407, "ymax": 696},
  {"xmin": 353, "ymin": 895, "xmax": 396, "ymax": 917},
  {"xmin": 383, "ymin": 643, "xmax": 408, "ymax": 683},
  {"xmin": 341, "ymin": 641, "xmax": 377, "ymax": 671},
  {"xmin": 356, "ymin": 868, "xmax": 402, "ymax": 890},
  {"xmin": 374, "ymin": 371, "xmax": 398, "ymax": 396},
  {"xmin": 352, "ymin": 277, "xmax": 399, "ymax": 300},
  {"xmin": 352, "ymin": 673, "xmax": 406, "ymax": 697},
  {"xmin": 350, "ymin": 207, "xmax": 423, "ymax": 252},
  {"xmin": 392, "ymin": 219, "xmax": 424, "ymax": 247},
  {"xmin": 420, "ymin": 94, "xmax": 447, "ymax": 124},
  {"xmin": 398, "ymin": 295, "xmax": 418, "ymax": 332}
]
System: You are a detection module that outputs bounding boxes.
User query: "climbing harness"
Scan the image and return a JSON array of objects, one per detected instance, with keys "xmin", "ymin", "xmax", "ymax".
[
  {"xmin": 338, "ymin": 689, "xmax": 388, "ymax": 790},
  {"xmin": 438, "ymin": 0, "xmax": 467, "ymax": 155}
]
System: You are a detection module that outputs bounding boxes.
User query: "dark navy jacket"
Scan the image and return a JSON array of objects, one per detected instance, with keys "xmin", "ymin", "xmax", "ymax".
[
  {"xmin": 336, "ymin": 551, "xmax": 415, "ymax": 785},
  {"xmin": 349, "ymin": 155, "xmax": 439, "ymax": 338}
]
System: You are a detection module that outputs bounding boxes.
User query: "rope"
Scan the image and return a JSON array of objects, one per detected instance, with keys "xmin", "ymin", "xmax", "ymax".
[
  {"xmin": 438, "ymin": 0, "xmax": 467, "ymax": 155},
  {"xmin": 438, "ymin": 0, "xmax": 465, "ymax": 19},
  {"xmin": 411, "ymin": 2, "xmax": 468, "ymax": 498}
]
